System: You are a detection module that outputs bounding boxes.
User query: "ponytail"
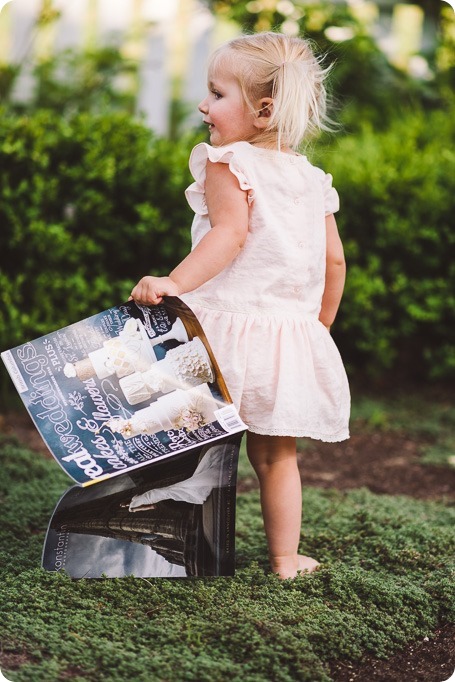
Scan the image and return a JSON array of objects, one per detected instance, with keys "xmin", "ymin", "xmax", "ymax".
[{"xmin": 210, "ymin": 32, "xmax": 332, "ymax": 150}]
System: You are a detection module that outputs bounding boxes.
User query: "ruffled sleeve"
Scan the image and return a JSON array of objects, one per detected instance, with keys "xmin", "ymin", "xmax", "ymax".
[
  {"xmin": 321, "ymin": 171, "xmax": 340, "ymax": 216},
  {"xmin": 185, "ymin": 142, "xmax": 255, "ymax": 215}
]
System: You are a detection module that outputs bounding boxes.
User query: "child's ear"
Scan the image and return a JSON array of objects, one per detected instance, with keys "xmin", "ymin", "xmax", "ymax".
[{"xmin": 254, "ymin": 98, "xmax": 273, "ymax": 129}]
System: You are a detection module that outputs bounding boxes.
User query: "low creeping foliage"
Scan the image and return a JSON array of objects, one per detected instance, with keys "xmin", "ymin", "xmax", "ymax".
[{"xmin": 0, "ymin": 441, "xmax": 453, "ymax": 681}]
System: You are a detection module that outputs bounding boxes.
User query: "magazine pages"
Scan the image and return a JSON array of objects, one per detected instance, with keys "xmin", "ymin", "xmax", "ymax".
[
  {"xmin": 1, "ymin": 297, "xmax": 246, "ymax": 577},
  {"xmin": 41, "ymin": 433, "xmax": 241, "ymax": 577},
  {"xmin": 1, "ymin": 297, "xmax": 246, "ymax": 486}
]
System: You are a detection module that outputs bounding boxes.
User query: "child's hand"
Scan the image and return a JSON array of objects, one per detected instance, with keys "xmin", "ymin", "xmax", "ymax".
[{"xmin": 130, "ymin": 276, "xmax": 179, "ymax": 305}]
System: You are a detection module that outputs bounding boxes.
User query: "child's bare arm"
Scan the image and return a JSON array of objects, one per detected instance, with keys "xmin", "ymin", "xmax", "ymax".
[
  {"xmin": 318, "ymin": 213, "xmax": 346, "ymax": 330},
  {"xmin": 131, "ymin": 161, "xmax": 249, "ymax": 305}
]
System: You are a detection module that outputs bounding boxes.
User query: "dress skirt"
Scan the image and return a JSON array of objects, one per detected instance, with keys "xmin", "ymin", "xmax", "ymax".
[{"xmin": 187, "ymin": 301, "xmax": 350, "ymax": 442}]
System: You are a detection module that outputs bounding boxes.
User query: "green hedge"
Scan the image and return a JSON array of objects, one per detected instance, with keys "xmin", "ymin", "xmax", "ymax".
[
  {"xmin": 0, "ymin": 109, "xmax": 200, "ymax": 351},
  {"xmin": 313, "ymin": 106, "xmax": 455, "ymax": 380},
  {"xmin": 0, "ymin": 107, "xmax": 454, "ymax": 383}
]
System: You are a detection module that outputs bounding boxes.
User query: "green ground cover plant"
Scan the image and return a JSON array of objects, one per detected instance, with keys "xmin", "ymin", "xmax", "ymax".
[{"xmin": 0, "ymin": 428, "xmax": 453, "ymax": 682}]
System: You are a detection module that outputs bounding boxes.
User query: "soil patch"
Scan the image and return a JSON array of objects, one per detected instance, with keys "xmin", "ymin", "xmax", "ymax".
[
  {"xmin": 329, "ymin": 624, "xmax": 455, "ymax": 682},
  {"xmin": 238, "ymin": 430, "xmax": 454, "ymax": 501},
  {"xmin": 2, "ymin": 411, "xmax": 454, "ymax": 501},
  {"xmin": 298, "ymin": 431, "xmax": 454, "ymax": 501},
  {"xmin": 0, "ymin": 411, "xmax": 52, "ymax": 459}
]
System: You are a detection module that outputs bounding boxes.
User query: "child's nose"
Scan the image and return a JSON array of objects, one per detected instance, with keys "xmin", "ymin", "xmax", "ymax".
[{"xmin": 198, "ymin": 98, "xmax": 208, "ymax": 114}]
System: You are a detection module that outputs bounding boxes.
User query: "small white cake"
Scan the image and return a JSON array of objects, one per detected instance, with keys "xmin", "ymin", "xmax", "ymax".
[
  {"xmin": 104, "ymin": 384, "xmax": 219, "ymax": 438},
  {"xmin": 119, "ymin": 337, "xmax": 214, "ymax": 405},
  {"xmin": 63, "ymin": 318, "xmax": 157, "ymax": 381}
]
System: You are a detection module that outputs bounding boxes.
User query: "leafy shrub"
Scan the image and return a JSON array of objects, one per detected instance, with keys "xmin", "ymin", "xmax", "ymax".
[
  {"xmin": 313, "ymin": 105, "xmax": 455, "ymax": 380},
  {"xmin": 0, "ymin": 108, "xmax": 201, "ymax": 353},
  {"xmin": 0, "ymin": 105, "xmax": 453, "ymax": 385},
  {"xmin": 1, "ymin": 46, "xmax": 138, "ymax": 117}
]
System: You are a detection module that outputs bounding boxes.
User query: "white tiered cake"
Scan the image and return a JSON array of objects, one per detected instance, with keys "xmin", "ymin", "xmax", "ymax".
[
  {"xmin": 63, "ymin": 317, "xmax": 189, "ymax": 382},
  {"xmin": 118, "ymin": 337, "xmax": 214, "ymax": 405},
  {"xmin": 103, "ymin": 384, "xmax": 220, "ymax": 438}
]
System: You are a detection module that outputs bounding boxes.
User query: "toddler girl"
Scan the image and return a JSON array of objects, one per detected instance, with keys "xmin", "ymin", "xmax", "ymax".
[{"xmin": 131, "ymin": 31, "xmax": 350, "ymax": 579}]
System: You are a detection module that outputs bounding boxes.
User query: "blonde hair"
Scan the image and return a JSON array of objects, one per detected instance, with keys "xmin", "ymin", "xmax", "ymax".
[{"xmin": 209, "ymin": 32, "xmax": 331, "ymax": 150}]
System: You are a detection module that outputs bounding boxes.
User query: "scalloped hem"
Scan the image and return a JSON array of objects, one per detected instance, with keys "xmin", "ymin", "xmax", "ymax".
[{"xmin": 246, "ymin": 425, "xmax": 350, "ymax": 442}]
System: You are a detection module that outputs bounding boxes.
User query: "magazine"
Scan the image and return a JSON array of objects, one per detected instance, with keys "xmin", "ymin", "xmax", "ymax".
[
  {"xmin": 2, "ymin": 297, "xmax": 246, "ymax": 577},
  {"xmin": 1, "ymin": 296, "xmax": 246, "ymax": 486}
]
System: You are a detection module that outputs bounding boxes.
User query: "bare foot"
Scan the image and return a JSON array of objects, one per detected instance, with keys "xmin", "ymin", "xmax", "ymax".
[
  {"xmin": 296, "ymin": 554, "xmax": 320, "ymax": 576},
  {"xmin": 271, "ymin": 554, "xmax": 321, "ymax": 580}
]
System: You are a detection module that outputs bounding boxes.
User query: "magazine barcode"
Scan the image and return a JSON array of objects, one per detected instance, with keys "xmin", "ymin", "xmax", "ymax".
[{"xmin": 214, "ymin": 406, "xmax": 246, "ymax": 433}]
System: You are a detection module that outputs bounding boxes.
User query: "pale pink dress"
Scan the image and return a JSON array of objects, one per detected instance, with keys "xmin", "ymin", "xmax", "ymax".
[{"xmin": 181, "ymin": 141, "xmax": 350, "ymax": 441}]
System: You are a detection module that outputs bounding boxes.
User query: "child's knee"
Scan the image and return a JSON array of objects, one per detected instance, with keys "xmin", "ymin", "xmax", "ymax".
[
  {"xmin": 246, "ymin": 432, "xmax": 296, "ymax": 466},
  {"xmin": 247, "ymin": 437, "xmax": 298, "ymax": 481}
]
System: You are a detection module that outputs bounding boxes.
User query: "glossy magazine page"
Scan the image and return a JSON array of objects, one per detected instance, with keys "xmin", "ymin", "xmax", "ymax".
[
  {"xmin": 1, "ymin": 297, "xmax": 246, "ymax": 486},
  {"xmin": 41, "ymin": 434, "xmax": 240, "ymax": 578}
]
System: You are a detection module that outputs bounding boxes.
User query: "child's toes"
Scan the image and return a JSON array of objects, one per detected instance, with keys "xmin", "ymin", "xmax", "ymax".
[{"xmin": 296, "ymin": 555, "xmax": 320, "ymax": 575}]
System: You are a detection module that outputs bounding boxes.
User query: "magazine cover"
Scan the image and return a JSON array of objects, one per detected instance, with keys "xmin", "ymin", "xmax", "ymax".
[
  {"xmin": 1, "ymin": 297, "xmax": 246, "ymax": 486},
  {"xmin": 41, "ymin": 434, "xmax": 241, "ymax": 578}
]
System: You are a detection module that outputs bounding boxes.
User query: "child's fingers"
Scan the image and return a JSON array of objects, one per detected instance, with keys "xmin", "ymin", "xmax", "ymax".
[
  {"xmin": 145, "ymin": 281, "xmax": 163, "ymax": 305},
  {"xmin": 130, "ymin": 282, "xmax": 163, "ymax": 306},
  {"xmin": 130, "ymin": 276, "xmax": 174, "ymax": 305}
]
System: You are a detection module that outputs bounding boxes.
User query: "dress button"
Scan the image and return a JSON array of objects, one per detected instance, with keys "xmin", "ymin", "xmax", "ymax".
[
  {"xmin": 294, "ymin": 197, "xmax": 302, "ymax": 205},
  {"xmin": 298, "ymin": 241, "xmax": 304, "ymax": 248}
]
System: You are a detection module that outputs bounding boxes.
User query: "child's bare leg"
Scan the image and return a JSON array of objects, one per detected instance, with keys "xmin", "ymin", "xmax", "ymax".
[{"xmin": 246, "ymin": 432, "xmax": 320, "ymax": 579}]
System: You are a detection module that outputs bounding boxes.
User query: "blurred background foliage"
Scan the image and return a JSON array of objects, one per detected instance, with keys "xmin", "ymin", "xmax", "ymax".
[
  {"xmin": 208, "ymin": 0, "xmax": 454, "ymax": 129},
  {"xmin": 0, "ymin": 109, "xmax": 201, "ymax": 350},
  {"xmin": 0, "ymin": 45, "xmax": 138, "ymax": 116},
  {"xmin": 0, "ymin": 0, "xmax": 454, "ymax": 388}
]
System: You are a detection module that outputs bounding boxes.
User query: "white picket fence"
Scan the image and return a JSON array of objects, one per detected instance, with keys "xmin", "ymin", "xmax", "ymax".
[
  {"xmin": 0, "ymin": 0, "xmax": 433, "ymax": 133},
  {"xmin": 0, "ymin": 0, "xmax": 223, "ymax": 134}
]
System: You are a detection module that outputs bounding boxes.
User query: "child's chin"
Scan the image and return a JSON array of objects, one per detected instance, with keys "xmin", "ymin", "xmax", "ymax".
[{"xmin": 211, "ymin": 134, "xmax": 236, "ymax": 147}]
